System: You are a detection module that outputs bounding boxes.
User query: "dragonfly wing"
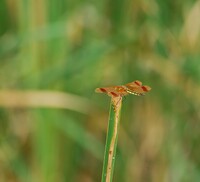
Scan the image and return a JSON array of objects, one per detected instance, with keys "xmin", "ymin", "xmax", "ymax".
[
  {"xmin": 125, "ymin": 85, "xmax": 151, "ymax": 95},
  {"xmin": 125, "ymin": 80, "xmax": 142, "ymax": 87},
  {"xmin": 95, "ymin": 87, "xmax": 120, "ymax": 97}
]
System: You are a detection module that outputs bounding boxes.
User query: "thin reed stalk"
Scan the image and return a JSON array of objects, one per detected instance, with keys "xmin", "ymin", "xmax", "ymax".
[{"xmin": 101, "ymin": 96, "xmax": 122, "ymax": 182}]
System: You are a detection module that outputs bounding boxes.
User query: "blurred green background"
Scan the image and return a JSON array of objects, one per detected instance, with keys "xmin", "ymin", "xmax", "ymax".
[{"xmin": 1, "ymin": 0, "xmax": 200, "ymax": 182}]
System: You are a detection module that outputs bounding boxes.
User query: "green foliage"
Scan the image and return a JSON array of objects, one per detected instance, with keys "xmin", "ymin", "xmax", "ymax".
[
  {"xmin": 0, "ymin": 0, "xmax": 200, "ymax": 181},
  {"xmin": 101, "ymin": 98, "xmax": 122, "ymax": 182}
]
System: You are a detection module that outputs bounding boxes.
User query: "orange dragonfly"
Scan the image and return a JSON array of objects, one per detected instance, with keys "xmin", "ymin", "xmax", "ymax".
[{"xmin": 95, "ymin": 80, "xmax": 151, "ymax": 97}]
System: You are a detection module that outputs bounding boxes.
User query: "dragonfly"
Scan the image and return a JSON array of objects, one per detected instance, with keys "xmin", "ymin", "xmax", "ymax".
[{"xmin": 95, "ymin": 80, "xmax": 151, "ymax": 97}]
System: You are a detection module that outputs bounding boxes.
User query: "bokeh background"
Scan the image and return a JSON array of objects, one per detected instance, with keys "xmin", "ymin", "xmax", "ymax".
[{"xmin": 1, "ymin": 0, "xmax": 200, "ymax": 182}]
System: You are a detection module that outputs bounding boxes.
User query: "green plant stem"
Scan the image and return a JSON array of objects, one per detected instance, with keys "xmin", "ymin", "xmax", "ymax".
[{"xmin": 101, "ymin": 96, "xmax": 122, "ymax": 182}]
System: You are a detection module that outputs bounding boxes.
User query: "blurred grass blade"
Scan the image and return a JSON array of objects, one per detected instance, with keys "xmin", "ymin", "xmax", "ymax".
[
  {"xmin": 49, "ymin": 111, "xmax": 104, "ymax": 160},
  {"xmin": 0, "ymin": 90, "xmax": 95, "ymax": 114}
]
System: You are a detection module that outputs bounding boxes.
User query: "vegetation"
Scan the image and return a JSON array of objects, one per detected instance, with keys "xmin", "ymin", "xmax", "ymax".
[
  {"xmin": 1, "ymin": 0, "xmax": 200, "ymax": 181},
  {"xmin": 101, "ymin": 97, "xmax": 122, "ymax": 182}
]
